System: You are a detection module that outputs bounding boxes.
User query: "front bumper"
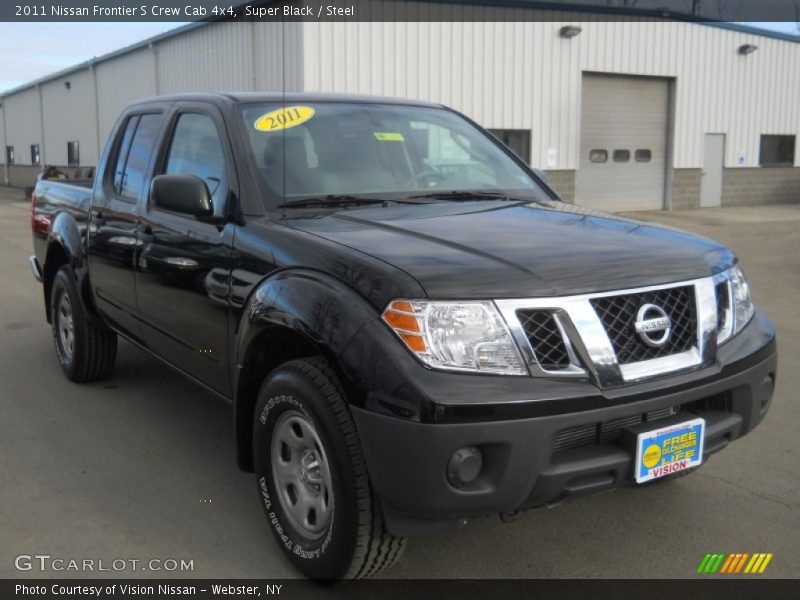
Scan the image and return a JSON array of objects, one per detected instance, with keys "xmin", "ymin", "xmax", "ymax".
[{"xmin": 350, "ymin": 313, "xmax": 777, "ymax": 536}]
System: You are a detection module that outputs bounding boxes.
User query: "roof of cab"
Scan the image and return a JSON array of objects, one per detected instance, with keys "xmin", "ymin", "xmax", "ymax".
[{"xmin": 127, "ymin": 91, "xmax": 443, "ymax": 109}]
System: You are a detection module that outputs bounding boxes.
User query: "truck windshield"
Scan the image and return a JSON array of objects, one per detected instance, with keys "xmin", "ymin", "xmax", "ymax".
[{"xmin": 238, "ymin": 102, "xmax": 547, "ymax": 208}]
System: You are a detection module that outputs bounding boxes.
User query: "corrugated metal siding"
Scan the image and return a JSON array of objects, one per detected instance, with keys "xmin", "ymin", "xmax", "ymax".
[
  {"xmin": 0, "ymin": 106, "xmax": 6, "ymax": 166},
  {"xmin": 2, "ymin": 88, "xmax": 42, "ymax": 166},
  {"xmin": 40, "ymin": 69, "xmax": 99, "ymax": 165},
  {"xmin": 156, "ymin": 22, "xmax": 254, "ymax": 94},
  {"xmin": 303, "ymin": 16, "xmax": 584, "ymax": 170},
  {"xmin": 95, "ymin": 48, "xmax": 157, "ymax": 145},
  {"xmin": 302, "ymin": 13, "xmax": 800, "ymax": 170},
  {"xmin": 254, "ymin": 22, "xmax": 304, "ymax": 91},
  {"xmin": 579, "ymin": 21, "xmax": 800, "ymax": 169}
]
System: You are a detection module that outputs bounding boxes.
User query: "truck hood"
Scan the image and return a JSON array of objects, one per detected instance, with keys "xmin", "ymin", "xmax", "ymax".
[{"xmin": 284, "ymin": 199, "xmax": 734, "ymax": 298}]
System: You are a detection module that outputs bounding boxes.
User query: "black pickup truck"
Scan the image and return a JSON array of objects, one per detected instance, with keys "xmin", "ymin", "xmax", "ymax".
[{"xmin": 30, "ymin": 93, "xmax": 776, "ymax": 579}]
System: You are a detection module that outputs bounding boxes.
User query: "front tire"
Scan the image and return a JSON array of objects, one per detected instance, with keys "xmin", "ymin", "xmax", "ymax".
[
  {"xmin": 50, "ymin": 266, "xmax": 117, "ymax": 382},
  {"xmin": 253, "ymin": 357, "xmax": 405, "ymax": 580}
]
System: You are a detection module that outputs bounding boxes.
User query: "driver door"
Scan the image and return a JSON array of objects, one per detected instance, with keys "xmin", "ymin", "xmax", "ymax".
[{"xmin": 135, "ymin": 104, "xmax": 236, "ymax": 395}]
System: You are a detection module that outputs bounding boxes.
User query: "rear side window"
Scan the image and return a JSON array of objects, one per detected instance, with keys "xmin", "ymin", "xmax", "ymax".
[
  {"xmin": 117, "ymin": 113, "xmax": 163, "ymax": 201},
  {"xmin": 162, "ymin": 113, "xmax": 229, "ymax": 216},
  {"xmin": 113, "ymin": 117, "xmax": 139, "ymax": 194}
]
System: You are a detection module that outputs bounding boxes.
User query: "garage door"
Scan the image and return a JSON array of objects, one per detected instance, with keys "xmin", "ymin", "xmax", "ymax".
[{"xmin": 576, "ymin": 74, "xmax": 670, "ymax": 211}]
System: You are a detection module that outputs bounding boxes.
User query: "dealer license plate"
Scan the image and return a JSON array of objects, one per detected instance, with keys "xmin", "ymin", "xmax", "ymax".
[{"xmin": 635, "ymin": 418, "xmax": 705, "ymax": 483}]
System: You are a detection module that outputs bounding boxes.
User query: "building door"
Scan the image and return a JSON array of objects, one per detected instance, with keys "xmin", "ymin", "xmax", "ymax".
[
  {"xmin": 700, "ymin": 134, "xmax": 725, "ymax": 208},
  {"xmin": 577, "ymin": 73, "xmax": 670, "ymax": 211}
]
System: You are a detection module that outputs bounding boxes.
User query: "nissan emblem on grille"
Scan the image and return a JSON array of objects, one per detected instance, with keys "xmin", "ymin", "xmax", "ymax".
[{"xmin": 634, "ymin": 303, "xmax": 672, "ymax": 348}]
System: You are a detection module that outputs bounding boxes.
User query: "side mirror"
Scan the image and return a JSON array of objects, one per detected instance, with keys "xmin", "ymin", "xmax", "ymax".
[
  {"xmin": 150, "ymin": 174, "xmax": 213, "ymax": 217},
  {"xmin": 533, "ymin": 169, "xmax": 550, "ymax": 185}
]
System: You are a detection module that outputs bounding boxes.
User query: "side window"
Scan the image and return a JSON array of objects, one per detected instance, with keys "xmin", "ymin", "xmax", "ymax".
[
  {"xmin": 113, "ymin": 116, "xmax": 139, "ymax": 194},
  {"xmin": 119, "ymin": 114, "xmax": 162, "ymax": 201},
  {"xmin": 163, "ymin": 113, "xmax": 229, "ymax": 216}
]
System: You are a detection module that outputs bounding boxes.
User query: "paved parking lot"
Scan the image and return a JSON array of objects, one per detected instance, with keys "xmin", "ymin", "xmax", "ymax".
[{"xmin": 1, "ymin": 186, "xmax": 798, "ymax": 579}]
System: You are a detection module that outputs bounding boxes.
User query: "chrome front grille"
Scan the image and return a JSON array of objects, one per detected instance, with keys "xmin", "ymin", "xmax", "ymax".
[
  {"xmin": 590, "ymin": 285, "xmax": 697, "ymax": 364},
  {"xmin": 516, "ymin": 310, "xmax": 571, "ymax": 371},
  {"xmin": 553, "ymin": 405, "xmax": 678, "ymax": 452},
  {"xmin": 495, "ymin": 273, "xmax": 725, "ymax": 387}
]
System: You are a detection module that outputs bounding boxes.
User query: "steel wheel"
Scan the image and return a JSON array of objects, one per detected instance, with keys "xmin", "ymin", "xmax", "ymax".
[
  {"xmin": 271, "ymin": 410, "xmax": 333, "ymax": 539},
  {"xmin": 56, "ymin": 292, "xmax": 75, "ymax": 360}
]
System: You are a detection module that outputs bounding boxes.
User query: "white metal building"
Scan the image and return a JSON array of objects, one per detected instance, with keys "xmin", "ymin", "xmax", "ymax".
[{"xmin": 2, "ymin": 5, "xmax": 799, "ymax": 210}]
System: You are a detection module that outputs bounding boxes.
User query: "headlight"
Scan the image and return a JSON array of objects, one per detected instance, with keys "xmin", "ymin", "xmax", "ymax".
[
  {"xmin": 382, "ymin": 300, "xmax": 527, "ymax": 375},
  {"xmin": 731, "ymin": 265, "xmax": 755, "ymax": 335}
]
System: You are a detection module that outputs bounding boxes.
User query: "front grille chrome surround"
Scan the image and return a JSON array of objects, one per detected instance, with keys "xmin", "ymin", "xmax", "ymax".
[
  {"xmin": 516, "ymin": 309, "xmax": 583, "ymax": 374},
  {"xmin": 495, "ymin": 273, "xmax": 733, "ymax": 387}
]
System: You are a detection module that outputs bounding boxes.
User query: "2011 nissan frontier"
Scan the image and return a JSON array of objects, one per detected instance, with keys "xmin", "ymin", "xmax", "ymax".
[{"xmin": 30, "ymin": 93, "xmax": 777, "ymax": 579}]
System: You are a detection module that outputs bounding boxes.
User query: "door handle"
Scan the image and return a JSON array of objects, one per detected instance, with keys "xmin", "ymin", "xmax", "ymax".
[
  {"xmin": 94, "ymin": 211, "xmax": 105, "ymax": 225},
  {"xmin": 142, "ymin": 225, "xmax": 153, "ymax": 235}
]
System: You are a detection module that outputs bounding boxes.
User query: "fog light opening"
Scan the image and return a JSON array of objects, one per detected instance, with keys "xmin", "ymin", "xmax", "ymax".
[
  {"xmin": 759, "ymin": 374, "xmax": 775, "ymax": 409},
  {"xmin": 447, "ymin": 446, "xmax": 483, "ymax": 488}
]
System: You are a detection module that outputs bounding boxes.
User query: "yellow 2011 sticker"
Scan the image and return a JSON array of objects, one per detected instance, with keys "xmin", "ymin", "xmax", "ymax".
[
  {"xmin": 374, "ymin": 132, "xmax": 405, "ymax": 142},
  {"xmin": 254, "ymin": 106, "xmax": 315, "ymax": 132}
]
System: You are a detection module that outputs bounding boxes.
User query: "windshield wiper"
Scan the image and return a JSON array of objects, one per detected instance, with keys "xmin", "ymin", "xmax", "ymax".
[
  {"xmin": 278, "ymin": 195, "xmax": 396, "ymax": 209},
  {"xmin": 406, "ymin": 190, "xmax": 510, "ymax": 201}
]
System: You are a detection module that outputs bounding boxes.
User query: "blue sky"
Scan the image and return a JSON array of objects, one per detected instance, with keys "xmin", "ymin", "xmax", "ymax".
[
  {"xmin": 0, "ymin": 23, "xmax": 188, "ymax": 93},
  {"xmin": 1, "ymin": 21, "xmax": 798, "ymax": 94}
]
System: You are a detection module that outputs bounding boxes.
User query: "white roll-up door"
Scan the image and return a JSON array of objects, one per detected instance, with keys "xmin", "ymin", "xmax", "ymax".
[{"xmin": 577, "ymin": 73, "xmax": 670, "ymax": 211}]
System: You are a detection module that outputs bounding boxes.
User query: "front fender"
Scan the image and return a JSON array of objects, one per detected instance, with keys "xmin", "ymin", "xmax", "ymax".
[
  {"xmin": 235, "ymin": 269, "xmax": 382, "ymax": 379},
  {"xmin": 232, "ymin": 268, "xmax": 391, "ymax": 471}
]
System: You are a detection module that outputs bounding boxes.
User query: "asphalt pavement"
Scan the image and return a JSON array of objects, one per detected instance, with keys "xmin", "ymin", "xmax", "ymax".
[{"xmin": 1, "ymin": 186, "xmax": 797, "ymax": 579}]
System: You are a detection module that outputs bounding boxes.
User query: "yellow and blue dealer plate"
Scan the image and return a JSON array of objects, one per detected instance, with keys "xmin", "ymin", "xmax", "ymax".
[{"xmin": 635, "ymin": 417, "xmax": 705, "ymax": 483}]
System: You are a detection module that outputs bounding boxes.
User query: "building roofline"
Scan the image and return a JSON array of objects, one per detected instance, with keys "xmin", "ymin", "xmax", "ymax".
[
  {"xmin": 0, "ymin": 21, "xmax": 206, "ymax": 98},
  {"xmin": 1, "ymin": 2, "xmax": 798, "ymax": 99},
  {"xmin": 706, "ymin": 21, "xmax": 800, "ymax": 44}
]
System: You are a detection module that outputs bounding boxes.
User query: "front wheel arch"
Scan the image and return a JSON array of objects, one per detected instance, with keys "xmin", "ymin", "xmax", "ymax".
[{"xmin": 235, "ymin": 325, "xmax": 354, "ymax": 473}]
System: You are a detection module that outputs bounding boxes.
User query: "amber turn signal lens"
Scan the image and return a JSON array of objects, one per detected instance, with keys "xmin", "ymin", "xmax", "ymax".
[
  {"xmin": 383, "ymin": 311, "xmax": 420, "ymax": 333},
  {"xmin": 399, "ymin": 333, "xmax": 427, "ymax": 352},
  {"xmin": 382, "ymin": 300, "xmax": 427, "ymax": 353}
]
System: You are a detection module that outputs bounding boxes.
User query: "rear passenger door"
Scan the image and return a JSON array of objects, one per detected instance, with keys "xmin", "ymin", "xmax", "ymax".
[
  {"xmin": 135, "ymin": 104, "xmax": 236, "ymax": 395},
  {"xmin": 87, "ymin": 110, "xmax": 165, "ymax": 341}
]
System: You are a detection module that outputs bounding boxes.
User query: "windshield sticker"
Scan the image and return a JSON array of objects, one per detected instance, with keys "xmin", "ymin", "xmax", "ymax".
[
  {"xmin": 254, "ymin": 106, "xmax": 315, "ymax": 132},
  {"xmin": 374, "ymin": 132, "xmax": 405, "ymax": 142}
]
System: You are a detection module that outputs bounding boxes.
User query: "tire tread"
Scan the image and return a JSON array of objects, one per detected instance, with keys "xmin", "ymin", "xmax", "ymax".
[
  {"xmin": 278, "ymin": 357, "xmax": 405, "ymax": 579},
  {"xmin": 51, "ymin": 266, "xmax": 117, "ymax": 383}
]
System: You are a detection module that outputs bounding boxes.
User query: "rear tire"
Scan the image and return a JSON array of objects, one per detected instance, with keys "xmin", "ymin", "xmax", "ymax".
[
  {"xmin": 253, "ymin": 357, "xmax": 405, "ymax": 580},
  {"xmin": 50, "ymin": 265, "xmax": 117, "ymax": 382}
]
